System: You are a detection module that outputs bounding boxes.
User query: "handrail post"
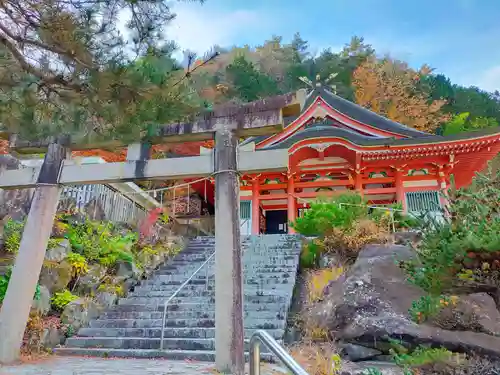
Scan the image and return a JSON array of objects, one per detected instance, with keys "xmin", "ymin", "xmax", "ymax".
[
  {"xmin": 249, "ymin": 330, "xmax": 308, "ymax": 375},
  {"xmin": 249, "ymin": 338, "xmax": 261, "ymax": 375}
]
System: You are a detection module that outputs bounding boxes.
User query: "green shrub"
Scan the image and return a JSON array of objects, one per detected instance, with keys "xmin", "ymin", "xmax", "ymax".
[
  {"xmin": 98, "ymin": 249, "xmax": 134, "ymax": 267},
  {"xmin": 401, "ymin": 168, "xmax": 500, "ymax": 295},
  {"xmin": 0, "ymin": 267, "xmax": 40, "ymax": 303},
  {"xmin": 3, "ymin": 219, "xmax": 24, "ymax": 253},
  {"xmin": 97, "ymin": 283, "xmax": 125, "ymax": 297},
  {"xmin": 67, "ymin": 219, "xmax": 138, "ymax": 266},
  {"xmin": 51, "ymin": 289, "xmax": 79, "ymax": 311},
  {"xmin": 391, "ymin": 345, "xmax": 457, "ymax": 368},
  {"xmin": 408, "ymin": 295, "xmax": 453, "ymax": 323},
  {"xmin": 66, "ymin": 252, "xmax": 89, "ymax": 277},
  {"xmin": 292, "ymin": 193, "xmax": 367, "ymax": 236},
  {"xmin": 300, "ymin": 240, "xmax": 323, "ymax": 268},
  {"xmin": 368, "ymin": 202, "xmax": 421, "ymax": 230}
]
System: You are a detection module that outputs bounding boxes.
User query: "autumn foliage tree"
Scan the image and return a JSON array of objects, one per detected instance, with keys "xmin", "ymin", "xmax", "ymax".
[
  {"xmin": 0, "ymin": 0, "xmax": 204, "ymax": 143},
  {"xmin": 352, "ymin": 57, "xmax": 450, "ymax": 133}
]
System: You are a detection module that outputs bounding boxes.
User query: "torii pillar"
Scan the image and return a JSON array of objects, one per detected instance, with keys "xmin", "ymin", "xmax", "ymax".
[
  {"xmin": 0, "ymin": 141, "xmax": 67, "ymax": 363},
  {"xmin": 214, "ymin": 125, "xmax": 245, "ymax": 374}
]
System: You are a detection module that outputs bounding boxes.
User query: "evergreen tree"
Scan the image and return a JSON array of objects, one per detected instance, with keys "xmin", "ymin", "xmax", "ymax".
[
  {"xmin": 0, "ymin": 0, "xmax": 204, "ymax": 142},
  {"xmin": 225, "ymin": 55, "xmax": 280, "ymax": 102}
]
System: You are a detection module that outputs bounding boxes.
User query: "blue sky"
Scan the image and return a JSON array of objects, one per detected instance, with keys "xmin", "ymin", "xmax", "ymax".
[{"xmin": 167, "ymin": 0, "xmax": 500, "ymax": 92}]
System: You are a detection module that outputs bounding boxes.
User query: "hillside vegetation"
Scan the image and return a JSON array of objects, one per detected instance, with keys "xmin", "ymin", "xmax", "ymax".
[{"xmin": 191, "ymin": 35, "xmax": 500, "ymax": 135}]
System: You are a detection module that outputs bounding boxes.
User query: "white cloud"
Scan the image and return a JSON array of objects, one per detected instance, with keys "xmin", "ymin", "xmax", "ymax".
[
  {"xmin": 166, "ymin": 3, "xmax": 265, "ymax": 59},
  {"xmin": 474, "ymin": 65, "xmax": 500, "ymax": 92}
]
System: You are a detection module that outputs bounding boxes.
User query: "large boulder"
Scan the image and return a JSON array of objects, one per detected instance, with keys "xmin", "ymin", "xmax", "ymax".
[
  {"xmin": 41, "ymin": 326, "xmax": 65, "ymax": 348},
  {"xmin": 39, "ymin": 260, "xmax": 73, "ymax": 293},
  {"xmin": 432, "ymin": 292, "xmax": 500, "ymax": 336},
  {"xmin": 311, "ymin": 244, "xmax": 500, "ymax": 358},
  {"xmin": 61, "ymin": 297, "xmax": 101, "ymax": 331},
  {"xmin": 116, "ymin": 260, "xmax": 141, "ymax": 280},
  {"xmin": 76, "ymin": 263, "xmax": 107, "ymax": 295},
  {"xmin": 44, "ymin": 239, "xmax": 71, "ymax": 262},
  {"xmin": 136, "ymin": 251, "xmax": 167, "ymax": 277},
  {"xmin": 31, "ymin": 285, "xmax": 51, "ymax": 316}
]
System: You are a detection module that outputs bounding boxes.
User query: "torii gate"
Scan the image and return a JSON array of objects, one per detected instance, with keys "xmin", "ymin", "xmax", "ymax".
[{"xmin": 0, "ymin": 91, "xmax": 304, "ymax": 373}]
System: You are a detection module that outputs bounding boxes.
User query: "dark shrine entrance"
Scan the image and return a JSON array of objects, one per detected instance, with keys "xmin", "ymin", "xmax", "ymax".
[{"xmin": 265, "ymin": 210, "xmax": 288, "ymax": 234}]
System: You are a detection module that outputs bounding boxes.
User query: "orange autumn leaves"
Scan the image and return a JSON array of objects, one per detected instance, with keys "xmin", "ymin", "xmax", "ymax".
[
  {"xmin": 0, "ymin": 140, "xmax": 215, "ymax": 161},
  {"xmin": 353, "ymin": 58, "xmax": 450, "ymax": 133},
  {"xmin": 0, "ymin": 140, "xmax": 7, "ymax": 154}
]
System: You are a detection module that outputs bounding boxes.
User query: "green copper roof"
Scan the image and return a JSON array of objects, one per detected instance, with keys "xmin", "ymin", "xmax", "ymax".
[
  {"xmin": 264, "ymin": 124, "xmax": 500, "ymax": 149},
  {"xmin": 302, "ymin": 87, "xmax": 429, "ymax": 138}
]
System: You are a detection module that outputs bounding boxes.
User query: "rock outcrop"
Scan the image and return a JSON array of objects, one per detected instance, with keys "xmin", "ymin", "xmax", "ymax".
[{"xmin": 310, "ymin": 244, "xmax": 500, "ymax": 359}]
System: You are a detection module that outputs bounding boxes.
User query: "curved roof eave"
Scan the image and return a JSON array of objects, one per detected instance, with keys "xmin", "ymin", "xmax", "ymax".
[
  {"xmin": 304, "ymin": 87, "xmax": 431, "ymax": 138},
  {"xmin": 263, "ymin": 125, "xmax": 500, "ymax": 150}
]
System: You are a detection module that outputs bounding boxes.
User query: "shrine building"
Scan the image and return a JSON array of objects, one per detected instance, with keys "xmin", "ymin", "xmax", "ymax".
[{"xmin": 165, "ymin": 80, "xmax": 500, "ymax": 236}]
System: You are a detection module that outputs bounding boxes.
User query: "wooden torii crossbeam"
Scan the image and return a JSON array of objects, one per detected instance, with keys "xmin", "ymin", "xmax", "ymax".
[{"xmin": 0, "ymin": 91, "xmax": 304, "ymax": 374}]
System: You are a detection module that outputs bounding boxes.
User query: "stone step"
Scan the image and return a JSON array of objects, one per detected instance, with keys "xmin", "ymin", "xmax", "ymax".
[
  {"xmin": 109, "ymin": 302, "xmax": 284, "ymax": 313},
  {"xmin": 99, "ymin": 309, "xmax": 284, "ymax": 320},
  {"xmin": 89, "ymin": 318, "xmax": 285, "ymax": 330},
  {"xmin": 65, "ymin": 336, "xmax": 281, "ymax": 352},
  {"xmin": 165, "ymin": 258, "xmax": 212, "ymax": 264},
  {"xmin": 159, "ymin": 260, "xmax": 297, "ymax": 270},
  {"xmin": 140, "ymin": 276, "xmax": 293, "ymax": 287},
  {"xmin": 130, "ymin": 287, "xmax": 292, "ymax": 298},
  {"xmin": 160, "ymin": 261, "xmax": 211, "ymax": 269},
  {"xmin": 129, "ymin": 284, "xmax": 291, "ymax": 298},
  {"xmin": 54, "ymin": 347, "xmax": 275, "ymax": 362},
  {"xmin": 150, "ymin": 274, "xmax": 296, "ymax": 282},
  {"xmin": 77, "ymin": 327, "xmax": 284, "ymax": 339},
  {"xmin": 151, "ymin": 272, "xmax": 296, "ymax": 283},
  {"xmin": 174, "ymin": 249, "xmax": 213, "ymax": 254},
  {"xmin": 119, "ymin": 294, "xmax": 289, "ymax": 305},
  {"xmin": 158, "ymin": 261, "xmax": 297, "ymax": 270},
  {"xmin": 133, "ymin": 278, "xmax": 292, "ymax": 292}
]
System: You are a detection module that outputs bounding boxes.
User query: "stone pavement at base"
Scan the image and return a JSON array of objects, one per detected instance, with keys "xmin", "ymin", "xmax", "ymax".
[{"xmin": 0, "ymin": 357, "xmax": 287, "ymax": 375}]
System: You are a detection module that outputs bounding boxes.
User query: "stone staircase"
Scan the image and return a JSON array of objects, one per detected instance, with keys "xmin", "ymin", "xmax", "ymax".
[{"xmin": 56, "ymin": 234, "xmax": 302, "ymax": 361}]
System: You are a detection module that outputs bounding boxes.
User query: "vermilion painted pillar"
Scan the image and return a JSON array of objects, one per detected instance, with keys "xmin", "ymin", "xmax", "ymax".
[
  {"xmin": 287, "ymin": 177, "xmax": 296, "ymax": 233},
  {"xmin": 438, "ymin": 169, "xmax": 450, "ymax": 213},
  {"xmin": 395, "ymin": 169, "xmax": 407, "ymax": 213},
  {"xmin": 251, "ymin": 179, "xmax": 260, "ymax": 235},
  {"xmin": 355, "ymin": 170, "xmax": 363, "ymax": 197}
]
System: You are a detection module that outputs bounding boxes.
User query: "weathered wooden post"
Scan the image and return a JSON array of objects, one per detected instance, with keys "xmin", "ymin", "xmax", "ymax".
[
  {"xmin": 0, "ymin": 140, "xmax": 67, "ymax": 364},
  {"xmin": 214, "ymin": 124, "xmax": 245, "ymax": 374}
]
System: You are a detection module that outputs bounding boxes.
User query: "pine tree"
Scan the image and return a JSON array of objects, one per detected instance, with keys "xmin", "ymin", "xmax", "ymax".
[{"xmin": 0, "ymin": 0, "xmax": 204, "ymax": 143}]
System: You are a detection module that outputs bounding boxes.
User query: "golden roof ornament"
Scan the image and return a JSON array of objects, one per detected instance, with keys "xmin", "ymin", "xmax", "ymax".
[{"xmin": 298, "ymin": 72, "xmax": 339, "ymax": 94}]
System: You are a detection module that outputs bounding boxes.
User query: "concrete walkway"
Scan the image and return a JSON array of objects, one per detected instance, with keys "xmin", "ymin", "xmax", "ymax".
[{"xmin": 0, "ymin": 357, "xmax": 287, "ymax": 375}]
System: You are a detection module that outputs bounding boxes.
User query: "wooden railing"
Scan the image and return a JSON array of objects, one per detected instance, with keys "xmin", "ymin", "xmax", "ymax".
[{"xmin": 62, "ymin": 184, "xmax": 151, "ymax": 225}]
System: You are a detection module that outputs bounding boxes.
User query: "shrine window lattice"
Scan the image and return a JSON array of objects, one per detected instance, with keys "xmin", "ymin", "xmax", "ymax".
[
  {"xmin": 405, "ymin": 191, "xmax": 442, "ymax": 213},
  {"xmin": 240, "ymin": 201, "xmax": 251, "ymax": 220}
]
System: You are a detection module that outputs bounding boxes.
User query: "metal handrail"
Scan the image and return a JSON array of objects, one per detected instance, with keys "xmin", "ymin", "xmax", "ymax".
[
  {"xmin": 160, "ymin": 250, "xmax": 215, "ymax": 350},
  {"xmin": 249, "ymin": 330, "xmax": 308, "ymax": 375}
]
